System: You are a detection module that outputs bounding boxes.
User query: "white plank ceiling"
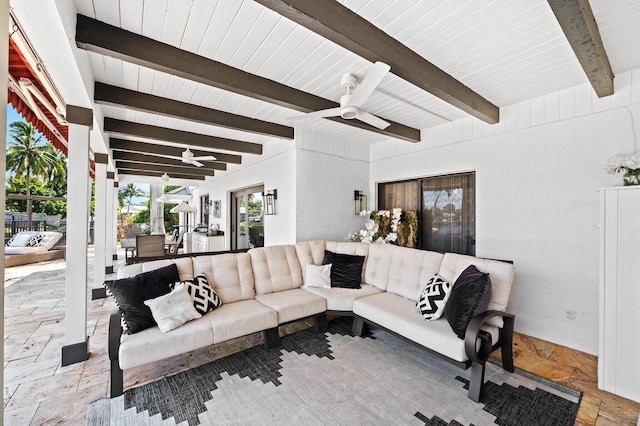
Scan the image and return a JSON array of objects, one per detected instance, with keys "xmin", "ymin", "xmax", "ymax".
[{"xmin": 11, "ymin": 0, "xmax": 640, "ymax": 178}]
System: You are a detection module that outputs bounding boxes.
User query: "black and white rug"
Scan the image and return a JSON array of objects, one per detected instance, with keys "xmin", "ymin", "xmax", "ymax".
[{"xmin": 87, "ymin": 318, "xmax": 580, "ymax": 426}]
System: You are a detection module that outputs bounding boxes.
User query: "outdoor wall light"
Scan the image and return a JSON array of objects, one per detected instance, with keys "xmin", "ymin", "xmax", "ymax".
[
  {"xmin": 354, "ymin": 190, "xmax": 367, "ymax": 215},
  {"xmin": 263, "ymin": 189, "xmax": 278, "ymax": 215}
]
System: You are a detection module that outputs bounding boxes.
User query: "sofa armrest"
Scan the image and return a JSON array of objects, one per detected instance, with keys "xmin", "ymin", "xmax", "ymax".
[
  {"xmin": 108, "ymin": 308, "xmax": 123, "ymax": 361},
  {"xmin": 464, "ymin": 310, "xmax": 515, "ymax": 365},
  {"xmin": 108, "ymin": 308, "xmax": 125, "ymax": 397}
]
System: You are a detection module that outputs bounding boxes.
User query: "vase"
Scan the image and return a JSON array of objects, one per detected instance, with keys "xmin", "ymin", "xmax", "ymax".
[{"xmin": 623, "ymin": 169, "xmax": 640, "ymax": 186}]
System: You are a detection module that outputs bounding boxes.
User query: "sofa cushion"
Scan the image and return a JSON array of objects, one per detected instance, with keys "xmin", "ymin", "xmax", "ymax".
[
  {"xmin": 304, "ymin": 264, "xmax": 332, "ymax": 289},
  {"xmin": 322, "ymin": 250, "xmax": 365, "ymax": 289},
  {"xmin": 143, "ymin": 284, "xmax": 202, "ymax": 333},
  {"xmin": 380, "ymin": 245, "xmax": 444, "ymax": 301},
  {"xmin": 27, "ymin": 233, "xmax": 44, "ymax": 247},
  {"xmin": 302, "ymin": 284, "xmax": 383, "ymax": 311},
  {"xmin": 444, "ymin": 267, "xmax": 490, "ymax": 339},
  {"xmin": 192, "ymin": 253, "xmax": 255, "ymax": 304},
  {"xmin": 353, "ymin": 292, "xmax": 498, "ymax": 363},
  {"xmin": 208, "ymin": 299, "xmax": 279, "ymax": 344},
  {"xmin": 172, "ymin": 274, "xmax": 221, "ymax": 315},
  {"xmin": 117, "ymin": 257, "xmax": 193, "ymax": 281},
  {"xmin": 416, "ymin": 275, "xmax": 453, "ymax": 320},
  {"xmin": 107, "ymin": 264, "xmax": 180, "ymax": 334},
  {"xmin": 249, "ymin": 245, "xmax": 303, "ymax": 295},
  {"xmin": 295, "ymin": 240, "xmax": 326, "ymax": 278},
  {"xmin": 255, "ymin": 289, "xmax": 326, "ymax": 324}
]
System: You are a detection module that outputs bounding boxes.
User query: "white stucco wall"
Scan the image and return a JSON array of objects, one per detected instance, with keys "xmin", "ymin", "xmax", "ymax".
[
  {"xmin": 295, "ymin": 129, "xmax": 370, "ymax": 242},
  {"xmin": 370, "ymin": 70, "xmax": 640, "ymax": 354},
  {"xmin": 193, "ymin": 137, "xmax": 297, "ymax": 248}
]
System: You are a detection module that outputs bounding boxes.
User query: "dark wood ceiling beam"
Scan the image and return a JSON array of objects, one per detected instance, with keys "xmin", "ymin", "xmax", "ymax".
[
  {"xmin": 110, "ymin": 137, "xmax": 238, "ymax": 165},
  {"xmin": 111, "ymin": 150, "xmax": 226, "ymax": 171},
  {"xmin": 95, "ymin": 83, "xmax": 294, "ymax": 139},
  {"xmin": 76, "ymin": 14, "xmax": 420, "ymax": 142},
  {"xmin": 255, "ymin": 0, "xmax": 499, "ymax": 124},
  {"xmin": 548, "ymin": 0, "xmax": 614, "ymax": 97},
  {"xmin": 104, "ymin": 118, "xmax": 262, "ymax": 155},
  {"xmin": 115, "ymin": 160, "xmax": 215, "ymax": 177},
  {"xmin": 118, "ymin": 168, "xmax": 205, "ymax": 181}
]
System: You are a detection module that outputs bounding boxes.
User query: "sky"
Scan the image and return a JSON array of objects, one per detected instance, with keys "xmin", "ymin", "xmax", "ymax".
[{"xmin": 6, "ymin": 104, "xmax": 150, "ymax": 205}]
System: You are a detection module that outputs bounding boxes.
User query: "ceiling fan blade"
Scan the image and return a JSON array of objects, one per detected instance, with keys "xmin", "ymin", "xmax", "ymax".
[
  {"xmin": 192, "ymin": 155, "xmax": 217, "ymax": 162},
  {"xmin": 288, "ymin": 107, "xmax": 342, "ymax": 122},
  {"xmin": 347, "ymin": 62, "xmax": 390, "ymax": 108},
  {"xmin": 357, "ymin": 111, "xmax": 391, "ymax": 130},
  {"xmin": 190, "ymin": 159, "xmax": 204, "ymax": 167}
]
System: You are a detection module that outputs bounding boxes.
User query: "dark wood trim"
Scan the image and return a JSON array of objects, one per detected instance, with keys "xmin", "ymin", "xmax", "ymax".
[
  {"xmin": 61, "ymin": 337, "xmax": 90, "ymax": 366},
  {"xmin": 76, "ymin": 14, "xmax": 420, "ymax": 142},
  {"xmin": 95, "ymin": 82, "xmax": 294, "ymax": 139},
  {"xmin": 255, "ymin": 0, "xmax": 500, "ymax": 124},
  {"xmin": 91, "ymin": 287, "xmax": 107, "ymax": 300},
  {"xmin": 115, "ymin": 160, "xmax": 215, "ymax": 177},
  {"xmin": 106, "ymin": 171, "xmax": 115, "ymax": 179},
  {"xmin": 117, "ymin": 168, "xmax": 205, "ymax": 181},
  {"xmin": 112, "ymin": 151, "xmax": 226, "ymax": 171},
  {"xmin": 104, "ymin": 118, "xmax": 263, "ymax": 155},
  {"xmin": 66, "ymin": 105, "xmax": 93, "ymax": 127},
  {"xmin": 110, "ymin": 138, "xmax": 238, "ymax": 165},
  {"xmin": 94, "ymin": 153, "xmax": 109, "ymax": 164},
  {"xmin": 548, "ymin": 0, "xmax": 614, "ymax": 97}
]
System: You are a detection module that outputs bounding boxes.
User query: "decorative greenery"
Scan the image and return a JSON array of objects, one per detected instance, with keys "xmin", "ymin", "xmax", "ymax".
[
  {"xmin": 350, "ymin": 209, "xmax": 418, "ymax": 248},
  {"xmin": 6, "ymin": 121, "xmax": 66, "ymax": 223},
  {"xmin": 606, "ymin": 153, "xmax": 640, "ymax": 186},
  {"xmin": 119, "ymin": 183, "xmax": 146, "ymax": 215}
]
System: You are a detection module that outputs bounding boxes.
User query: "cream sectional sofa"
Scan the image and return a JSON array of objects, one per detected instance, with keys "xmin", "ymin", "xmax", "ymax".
[{"xmin": 108, "ymin": 240, "xmax": 515, "ymax": 402}]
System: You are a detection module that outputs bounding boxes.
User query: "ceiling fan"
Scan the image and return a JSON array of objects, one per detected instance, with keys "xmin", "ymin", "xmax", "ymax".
[
  {"xmin": 161, "ymin": 148, "xmax": 217, "ymax": 167},
  {"xmin": 290, "ymin": 61, "xmax": 391, "ymax": 130}
]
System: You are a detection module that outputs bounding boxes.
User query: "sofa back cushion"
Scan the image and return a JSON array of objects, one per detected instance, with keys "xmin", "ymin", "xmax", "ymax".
[
  {"xmin": 117, "ymin": 257, "xmax": 194, "ymax": 281},
  {"xmin": 192, "ymin": 253, "xmax": 255, "ymax": 304},
  {"xmin": 325, "ymin": 241, "xmax": 370, "ymax": 286},
  {"xmin": 295, "ymin": 240, "xmax": 326, "ymax": 279},
  {"xmin": 383, "ymin": 246, "xmax": 444, "ymax": 301},
  {"xmin": 438, "ymin": 253, "xmax": 515, "ymax": 314},
  {"xmin": 249, "ymin": 245, "xmax": 303, "ymax": 295}
]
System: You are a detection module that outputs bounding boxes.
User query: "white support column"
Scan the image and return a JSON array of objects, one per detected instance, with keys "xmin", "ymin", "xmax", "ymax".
[
  {"xmin": 105, "ymin": 173, "xmax": 115, "ymax": 267},
  {"xmin": 91, "ymin": 154, "xmax": 108, "ymax": 299},
  {"xmin": 0, "ymin": 0, "xmax": 10, "ymax": 417},
  {"xmin": 62, "ymin": 105, "xmax": 93, "ymax": 366}
]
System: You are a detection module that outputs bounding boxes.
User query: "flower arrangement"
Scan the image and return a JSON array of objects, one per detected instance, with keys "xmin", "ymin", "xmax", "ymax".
[
  {"xmin": 349, "ymin": 208, "xmax": 417, "ymax": 247},
  {"xmin": 606, "ymin": 153, "xmax": 640, "ymax": 186}
]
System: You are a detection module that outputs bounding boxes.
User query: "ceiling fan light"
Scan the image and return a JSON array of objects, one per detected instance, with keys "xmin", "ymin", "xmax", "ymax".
[
  {"xmin": 341, "ymin": 105, "xmax": 359, "ymax": 119},
  {"xmin": 161, "ymin": 172, "xmax": 169, "ymax": 182}
]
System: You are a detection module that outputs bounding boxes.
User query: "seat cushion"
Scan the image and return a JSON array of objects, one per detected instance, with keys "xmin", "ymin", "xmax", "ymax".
[
  {"xmin": 302, "ymin": 284, "xmax": 383, "ymax": 311},
  {"xmin": 255, "ymin": 289, "xmax": 326, "ymax": 324},
  {"xmin": 208, "ymin": 299, "xmax": 278, "ymax": 343},
  {"xmin": 353, "ymin": 292, "xmax": 498, "ymax": 363}
]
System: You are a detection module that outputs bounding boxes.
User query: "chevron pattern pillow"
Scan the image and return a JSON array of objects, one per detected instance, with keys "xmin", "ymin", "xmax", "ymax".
[
  {"xmin": 173, "ymin": 275, "xmax": 221, "ymax": 316},
  {"xmin": 416, "ymin": 275, "xmax": 453, "ymax": 321}
]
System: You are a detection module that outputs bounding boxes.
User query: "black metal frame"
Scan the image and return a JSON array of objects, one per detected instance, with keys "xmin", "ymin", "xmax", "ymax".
[{"xmin": 351, "ymin": 310, "xmax": 515, "ymax": 402}]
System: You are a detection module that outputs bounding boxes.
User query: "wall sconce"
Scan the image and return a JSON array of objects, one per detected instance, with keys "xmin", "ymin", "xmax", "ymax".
[
  {"xmin": 263, "ymin": 189, "xmax": 278, "ymax": 215},
  {"xmin": 354, "ymin": 190, "xmax": 367, "ymax": 215}
]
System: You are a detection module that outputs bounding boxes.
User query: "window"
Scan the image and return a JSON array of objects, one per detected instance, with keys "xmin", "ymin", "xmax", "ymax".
[
  {"xmin": 200, "ymin": 195, "xmax": 209, "ymax": 226},
  {"xmin": 378, "ymin": 172, "xmax": 475, "ymax": 255}
]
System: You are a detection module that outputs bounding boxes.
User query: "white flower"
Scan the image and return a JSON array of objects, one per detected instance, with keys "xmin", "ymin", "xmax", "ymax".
[
  {"xmin": 385, "ymin": 233, "xmax": 397, "ymax": 242},
  {"xmin": 364, "ymin": 219, "xmax": 375, "ymax": 231},
  {"xmin": 359, "ymin": 210, "xmax": 371, "ymax": 217},
  {"xmin": 375, "ymin": 237, "xmax": 386, "ymax": 244},
  {"xmin": 606, "ymin": 152, "xmax": 640, "ymax": 174}
]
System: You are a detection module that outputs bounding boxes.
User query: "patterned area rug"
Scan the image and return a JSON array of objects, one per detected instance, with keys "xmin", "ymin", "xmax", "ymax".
[{"xmin": 87, "ymin": 318, "xmax": 580, "ymax": 426}]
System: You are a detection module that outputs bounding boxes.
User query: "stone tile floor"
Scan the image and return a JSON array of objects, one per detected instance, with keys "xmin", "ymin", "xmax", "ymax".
[{"xmin": 3, "ymin": 249, "xmax": 640, "ymax": 425}]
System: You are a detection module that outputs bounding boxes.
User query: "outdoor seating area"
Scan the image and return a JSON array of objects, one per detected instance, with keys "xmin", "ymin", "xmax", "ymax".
[{"xmin": 4, "ymin": 231, "xmax": 65, "ymax": 267}]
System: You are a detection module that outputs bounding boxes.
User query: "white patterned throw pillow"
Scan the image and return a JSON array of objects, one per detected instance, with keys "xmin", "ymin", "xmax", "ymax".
[
  {"xmin": 172, "ymin": 275, "xmax": 221, "ymax": 316},
  {"xmin": 417, "ymin": 275, "xmax": 453, "ymax": 321}
]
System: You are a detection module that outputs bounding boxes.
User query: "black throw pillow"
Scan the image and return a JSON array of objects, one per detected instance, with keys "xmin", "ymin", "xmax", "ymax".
[
  {"xmin": 444, "ymin": 265, "xmax": 491, "ymax": 339},
  {"xmin": 106, "ymin": 263, "xmax": 180, "ymax": 334},
  {"xmin": 322, "ymin": 250, "xmax": 365, "ymax": 289}
]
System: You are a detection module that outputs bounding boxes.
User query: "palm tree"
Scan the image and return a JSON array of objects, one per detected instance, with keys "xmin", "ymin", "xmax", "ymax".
[
  {"xmin": 119, "ymin": 183, "xmax": 145, "ymax": 215},
  {"xmin": 40, "ymin": 149, "xmax": 67, "ymax": 215},
  {"xmin": 6, "ymin": 121, "xmax": 63, "ymax": 227}
]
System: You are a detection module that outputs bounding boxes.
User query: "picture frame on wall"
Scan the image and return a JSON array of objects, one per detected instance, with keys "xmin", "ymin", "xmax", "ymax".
[{"xmin": 213, "ymin": 200, "xmax": 221, "ymax": 218}]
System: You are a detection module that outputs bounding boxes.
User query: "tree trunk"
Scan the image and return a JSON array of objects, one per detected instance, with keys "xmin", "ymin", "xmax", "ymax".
[{"xmin": 26, "ymin": 169, "xmax": 32, "ymax": 229}]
